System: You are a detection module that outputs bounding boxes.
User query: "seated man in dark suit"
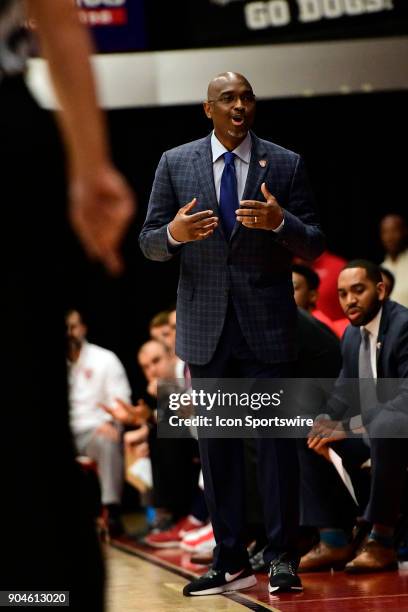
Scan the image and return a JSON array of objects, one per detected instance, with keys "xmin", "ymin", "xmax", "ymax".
[{"xmin": 300, "ymin": 259, "xmax": 408, "ymax": 573}]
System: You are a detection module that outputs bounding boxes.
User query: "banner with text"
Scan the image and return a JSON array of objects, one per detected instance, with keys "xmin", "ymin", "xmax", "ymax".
[{"xmin": 76, "ymin": 0, "xmax": 408, "ymax": 53}]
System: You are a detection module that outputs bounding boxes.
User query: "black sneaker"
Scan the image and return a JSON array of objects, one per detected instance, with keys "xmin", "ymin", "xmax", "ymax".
[
  {"xmin": 268, "ymin": 554, "xmax": 303, "ymax": 593},
  {"xmin": 183, "ymin": 567, "xmax": 257, "ymax": 596}
]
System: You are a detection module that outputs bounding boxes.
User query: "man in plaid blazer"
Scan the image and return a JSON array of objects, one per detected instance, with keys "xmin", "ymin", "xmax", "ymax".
[{"xmin": 139, "ymin": 72, "xmax": 325, "ymax": 596}]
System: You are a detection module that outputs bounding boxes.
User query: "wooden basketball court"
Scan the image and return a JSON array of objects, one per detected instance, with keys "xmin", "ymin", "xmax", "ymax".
[{"xmin": 106, "ymin": 535, "xmax": 408, "ymax": 611}]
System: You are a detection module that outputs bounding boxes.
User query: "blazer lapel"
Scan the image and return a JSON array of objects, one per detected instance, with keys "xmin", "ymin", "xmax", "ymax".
[
  {"xmin": 193, "ymin": 136, "xmax": 227, "ymax": 242},
  {"xmin": 193, "ymin": 135, "xmax": 219, "ymax": 215},
  {"xmin": 230, "ymin": 133, "xmax": 269, "ymax": 241},
  {"xmin": 376, "ymin": 303, "xmax": 390, "ymax": 377},
  {"xmin": 350, "ymin": 330, "xmax": 361, "ymax": 379}
]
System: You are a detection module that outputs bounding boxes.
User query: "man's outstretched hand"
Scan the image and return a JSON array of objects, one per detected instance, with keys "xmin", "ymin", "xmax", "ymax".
[
  {"xmin": 168, "ymin": 198, "xmax": 218, "ymax": 242},
  {"xmin": 237, "ymin": 182, "xmax": 284, "ymax": 230}
]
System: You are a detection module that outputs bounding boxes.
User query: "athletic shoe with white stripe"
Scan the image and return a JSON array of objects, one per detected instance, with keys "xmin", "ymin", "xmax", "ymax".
[
  {"xmin": 268, "ymin": 554, "xmax": 303, "ymax": 593},
  {"xmin": 183, "ymin": 566, "xmax": 257, "ymax": 596}
]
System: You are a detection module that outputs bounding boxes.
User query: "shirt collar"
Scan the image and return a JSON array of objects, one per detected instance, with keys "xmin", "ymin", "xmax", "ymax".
[
  {"xmin": 211, "ymin": 131, "xmax": 251, "ymax": 164},
  {"xmin": 361, "ymin": 306, "xmax": 383, "ymax": 340}
]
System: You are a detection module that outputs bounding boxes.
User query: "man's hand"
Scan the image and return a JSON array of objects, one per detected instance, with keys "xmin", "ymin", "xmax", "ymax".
[
  {"xmin": 95, "ymin": 421, "xmax": 120, "ymax": 442},
  {"xmin": 168, "ymin": 198, "xmax": 218, "ymax": 242},
  {"xmin": 237, "ymin": 183, "xmax": 284, "ymax": 230},
  {"xmin": 147, "ymin": 378, "xmax": 158, "ymax": 398},
  {"xmin": 124, "ymin": 424, "xmax": 149, "ymax": 448},
  {"xmin": 307, "ymin": 418, "xmax": 347, "ymax": 456},
  {"xmin": 100, "ymin": 398, "xmax": 151, "ymax": 426},
  {"xmin": 69, "ymin": 165, "xmax": 135, "ymax": 275}
]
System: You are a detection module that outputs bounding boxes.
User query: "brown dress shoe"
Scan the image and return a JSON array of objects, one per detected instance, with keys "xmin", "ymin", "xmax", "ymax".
[
  {"xmin": 299, "ymin": 541, "xmax": 355, "ymax": 572},
  {"xmin": 190, "ymin": 551, "xmax": 213, "ymax": 565},
  {"xmin": 345, "ymin": 540, "xmax": 398, "ymax": 574}
]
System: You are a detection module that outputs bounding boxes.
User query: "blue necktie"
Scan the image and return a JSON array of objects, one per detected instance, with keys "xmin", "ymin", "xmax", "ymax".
[{"xmin": 219, "ymin": 152, "xmax": 238, "ymax": 239}]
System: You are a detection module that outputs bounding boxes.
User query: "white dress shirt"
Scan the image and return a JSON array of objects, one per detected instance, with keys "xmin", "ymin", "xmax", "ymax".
[
  {"xmin": 68, "ymin": 341, "xmax": 132, "ymax": 435},
  {"xmin": 211, "ymin": 130, "xmax": 252, "ymax": 202},
  {"xmin": 167, "ymin": 131, "xmax": 283, "ymax": 245}
]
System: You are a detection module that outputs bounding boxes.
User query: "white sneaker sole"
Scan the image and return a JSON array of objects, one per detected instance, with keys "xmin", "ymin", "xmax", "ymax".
[
  {"xmin": 268, "ymin": 584, "xmax": 303, "ymax": 593},
  {"xmin": 189, "ymin": 575, "xmax": 257, "ymax": 596}
]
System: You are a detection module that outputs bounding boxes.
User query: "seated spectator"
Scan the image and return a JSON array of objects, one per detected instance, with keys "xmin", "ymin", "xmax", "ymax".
[
  {"xmin": 105, "ymin": 338, "xmax": 205, "ymax": 544},
  {"xmin": 300, "ymin": 260, "xmax": 408, "ymax": 573},
  {"xmin": 66, "ymin": 309, "xmax": 131, "ymax": 537},
  {"xmin": 295, "ymin": 250, "xmax": 347, "ymax": 320},
  {"xmin": 379, "ymin": 266, "xmax": 395, "ymax": 300},
  {"xmin": 149, "ymin": 311, "xmax": 173, "ymax": 349},
  {"xmin": 292, "ymin": 264, "xmax": 348, "ymax": 338},
  {"xmin": 380, "ymin": 214, "xmax": 408, "ymax": 307}
]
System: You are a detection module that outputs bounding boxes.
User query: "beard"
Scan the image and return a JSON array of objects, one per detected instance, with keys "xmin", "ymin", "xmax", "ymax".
[{"xmin": 354, "ymin": 298, "xmax": 383, "ymax": 327}]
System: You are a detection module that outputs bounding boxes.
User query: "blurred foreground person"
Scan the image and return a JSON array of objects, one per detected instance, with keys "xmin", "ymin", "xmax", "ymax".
[{"xmin": 0, "ymin": 1, "xmax": 135, "ymax": 609}]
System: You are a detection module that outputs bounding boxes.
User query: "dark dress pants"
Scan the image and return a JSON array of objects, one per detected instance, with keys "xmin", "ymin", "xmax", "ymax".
[
  {"xmin": 188, "ymin": 302, "xmax": 299, "ymax": 571},
  {"xmin": 299, "ymin": 433, "xmax": 408, "ymax": 529}
]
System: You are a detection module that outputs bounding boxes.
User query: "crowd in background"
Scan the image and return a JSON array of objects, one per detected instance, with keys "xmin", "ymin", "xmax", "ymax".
[{"xmin": 67, "ymin": 211, "xmax": 408, "ymax": 574}]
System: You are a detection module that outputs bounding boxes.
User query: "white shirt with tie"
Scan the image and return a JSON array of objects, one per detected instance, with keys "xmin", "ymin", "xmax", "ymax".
[
  {"xmin": 167, "ymin": 131, "xmax": 284, "ymax": 245},
  {"xmin": 360, "ymin": 306, "xmax": 383, "ymax": 380}
]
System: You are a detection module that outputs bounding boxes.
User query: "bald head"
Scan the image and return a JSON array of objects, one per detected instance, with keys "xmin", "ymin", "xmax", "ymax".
[
  {"xmin": 203, "ymin": 72, "xmax": 255, "ymax": 151},
  {"xmin": 207, "ymin": 72, "xmax": 252, "ymax": 101}
]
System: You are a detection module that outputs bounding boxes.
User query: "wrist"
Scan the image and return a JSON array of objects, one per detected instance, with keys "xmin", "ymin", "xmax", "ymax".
[{"xmin": 168, "ymin": 221, "xmax": 185, "ymax": 243}]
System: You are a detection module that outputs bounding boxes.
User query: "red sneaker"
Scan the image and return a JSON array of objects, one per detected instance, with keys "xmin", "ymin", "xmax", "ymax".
[{"xmin": 144, "ymin": 515, "xmax": 203, "ymax": 548}]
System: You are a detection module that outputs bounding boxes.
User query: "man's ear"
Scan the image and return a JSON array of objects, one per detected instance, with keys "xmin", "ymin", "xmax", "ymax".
[
  {"xmin": 203, "ymin": 101, "xmax": 212, "ymax": 119},
  {"xmin": 309, "ymin": 289, "xmax": 318, "ymax": 308},
  {"xmin": 376, "ymin": 281, "xmax": 386, "ymax": 301}
]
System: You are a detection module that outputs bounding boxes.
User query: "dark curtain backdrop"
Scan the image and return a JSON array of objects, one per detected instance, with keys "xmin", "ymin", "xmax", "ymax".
[{"xmin": 61, "ymin": 90, "xmax": 406, "ymax": 395}]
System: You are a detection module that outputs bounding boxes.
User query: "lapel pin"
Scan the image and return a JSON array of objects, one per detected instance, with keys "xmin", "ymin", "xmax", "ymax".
[
  {"xmin": 259, "ymin": 159, "xmax": 267, "ymax": 168},
  {"xmin": 376, "ymin": 342, "xmax": 382, "ymax": 351}
]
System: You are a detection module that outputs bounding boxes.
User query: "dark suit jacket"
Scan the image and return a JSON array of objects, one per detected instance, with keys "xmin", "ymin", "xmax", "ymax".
[
  {"xmin": 295, "ymin": 309, "xmax": 342, "ymax": 379},
  {"xmin": 326, "ymin": 300, "xmax": 408, "ymax": 428},
  {"xmin": 139, "ymin": 132, "xmax": 324, "ymax": 365}
]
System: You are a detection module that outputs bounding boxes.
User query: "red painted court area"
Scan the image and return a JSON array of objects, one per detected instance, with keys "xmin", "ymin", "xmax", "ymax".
[{"xmin": 112, "ymin": 535, "xmax": 408, "ymax": 611}]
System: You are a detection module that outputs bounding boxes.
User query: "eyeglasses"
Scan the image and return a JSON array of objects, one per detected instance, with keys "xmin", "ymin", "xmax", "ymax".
[{"xmin": 207, "ymin": 92, "xmax": 256, "ymax": 105}]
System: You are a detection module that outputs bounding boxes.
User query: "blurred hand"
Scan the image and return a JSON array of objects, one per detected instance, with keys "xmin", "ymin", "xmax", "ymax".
[
  {"xmin": 100, "ymin": 398, "xmax": 151, "ymax": 426},
  {"xmin": 100, "ymin": 398, "xmax": 134, "ymax": 425},
  {"xmin": 237, "ymin": 182, "xmax": 283, "ymax": 230},
  {"xmin": 124, "ymin": 424, "xmax": 149, "ymax": 447},
  {"xmin": 133, "ymin": 399, "xmax": 152, "ymax": 424},
  {"xmin": 134, "ymin": 441, "xmax": 150, "ymax": 459},
  {"xmin": 147, "ymin": 378, "xmax": 158, "ymax": 398},
  {"xmin": 69, "ymin": 165, "xmax": 136, "ymax": 275},
  {"xmin": 307, "ymin": 418, "xmax": 346, "ymax": 456},
  {"xmin": 168, "ymin": 198, "xmax": 218, "ymax": 242}
]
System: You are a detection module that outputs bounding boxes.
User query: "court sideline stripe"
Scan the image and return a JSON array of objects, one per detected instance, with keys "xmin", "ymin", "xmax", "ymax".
[{"xmin": 110, "ymin": 540, "xmax": 280, "ymax": 611}]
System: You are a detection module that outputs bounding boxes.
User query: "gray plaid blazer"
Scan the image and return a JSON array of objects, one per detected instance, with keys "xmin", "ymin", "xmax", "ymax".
[{"xmin": 139, "ymin": 132, "xmax": 325, "ymax": 365}]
